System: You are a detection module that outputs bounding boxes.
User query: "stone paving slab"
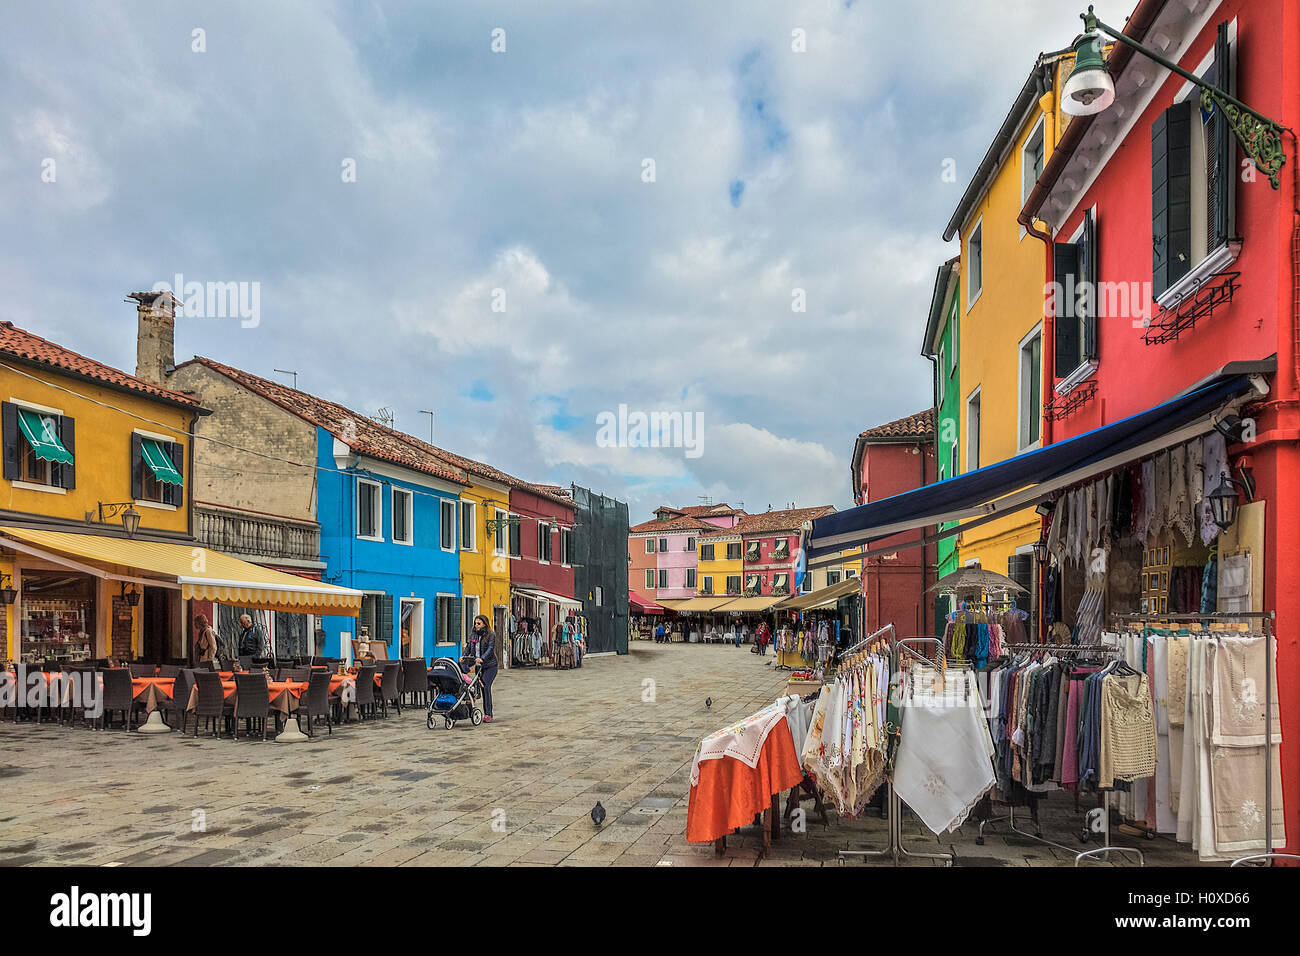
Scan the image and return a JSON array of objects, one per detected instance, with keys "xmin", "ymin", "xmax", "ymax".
[{"xmin": 0, "ymin": 643, "xmax": 1208, "ymax": 866}]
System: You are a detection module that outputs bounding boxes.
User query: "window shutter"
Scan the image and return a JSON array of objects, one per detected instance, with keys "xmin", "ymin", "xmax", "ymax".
[
  {"xmin": 130, "ymin": 433, "xmax": 144, "ymax": 501},
  {"xmin": 379, "ymin": 595, "xmax": 393, "ymax": 650},
  {"xmin": 55, "ymin": 416, "xmax": 76, "ymax": 490},
  {"xmin": 1152, "ymin": 99, "xmax": 1194, "ymax": 298},
  {"xmin": 1209, "ymin": 22, "xmax": 1232, "ymax": 250},
  {"xmin": 1, "ymin": 402, "xmax": 18, "ymax": 481},
  {"xmin": 165, "ymin": 441, "xmax": 183, "ymax": 506},
  {"xmin": 1053, "ymin": 241, "xmax": 1081, "ymax": 377},
  {"xmin": 449, "ymin": 596, "xmax": 463, "ymax": 646},
  {"xmin": 1082, "ymin": 210, "xmax": 1098, "ymax": 361}
]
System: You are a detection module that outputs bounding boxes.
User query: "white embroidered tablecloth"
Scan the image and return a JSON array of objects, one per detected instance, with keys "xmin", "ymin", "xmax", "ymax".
[{"xmin": 690, "ymin": 702, "xmax": 787, "ymax": 786}]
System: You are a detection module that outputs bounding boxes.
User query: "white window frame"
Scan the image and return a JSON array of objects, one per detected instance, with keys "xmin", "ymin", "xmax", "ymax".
[
  {"xmin": 685, "ymin": 567, "xmax": 696, "ymax": 590},
  {"xmin": 965, "ymin": 386, "xmax": 982, "ymax": 472},
  {"xmin": 951, "ymin": 441, "xmax": 960, "ymax": 479},
  {"xmin": 463, "ymin": 594, "xmax": 480, "ymax": 643},
  {"xmin": 1055, "ymin": 209, "xmax": 1100, "ymax": 394},
  {"xmin": 658, "ymin": 569, "xmax": 669, "ymax": 589},
  {"xmin": 439, "ymin": 499, "xmax": 456, "ymax": 552},
  {"xmin": 645, "ymin": 569, "xmax": 656, "ymax": 589},
  {"xmin": 686, "ymin": 536, "xmax": 696, "ymax": 552},
  {"xmin": 827, "ymin": 570, "xmax": 842, "ymax": 586},
  {"xmin": 537, "ymin": 521, "xmax": 550, "ymax": 564},
  {"xmin": 391, "ymin": 487, "xmax": 414, "ymax": 546},
  {"xmin": 1020, "ymin": 114, "xmax": 1047, "ymax": 232},
  {"xmin": 966, "ymin": 218, "xmax": 983, "ymax": 310},
  {"xmin": 1017, "ymin": 323, "xmax": 1044, "ymax": 452},
  {"xmin": 701, "ymin": 575, "xmax": 713, "ymax": 595},
  {"xmin": 937, "ymin": 342, "xmax": 946, "ymax": 403},
  {"xmin": 460, "ymin": 500, "xmax": 476, "ymax": 552},
  {"xmin": 434, "ymin": 593, "xmax": 458, "ymax": 647},
  {"xmin": 507, "ymin": 512, "xmax": 522, "ymax": 559},
  {"xmin": 846, "ymin": 567, "xmax": 858, "ymax": 578},
  {"xmin": 356, "ymin": 478, "xmax": 383, "ymax": 541},
  {"xmin": 644, "ymin": 538, "xmax": 655, "ymax": 554},
  {"xmin": 400, "ymin": 597, "xmax": 424, "ymax": 658},
  {"xmin": 560, "ymin": 527, "xmax": 572, "ymax": 567},
  {"xmin": 494, "ymin": 508, "xmax": 508, "ymax": 555}
]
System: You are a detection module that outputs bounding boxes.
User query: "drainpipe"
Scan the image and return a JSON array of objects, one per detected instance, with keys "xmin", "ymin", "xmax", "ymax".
[{"xmin": 1020, "ymin": 198, "xmax": 1054, "ymax": 643}]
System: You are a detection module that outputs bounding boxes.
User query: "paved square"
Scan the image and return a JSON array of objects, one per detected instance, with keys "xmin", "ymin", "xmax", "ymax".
[{"xmin": 0, "ymin": 645, "xmax": 1203, "ymax": 866}]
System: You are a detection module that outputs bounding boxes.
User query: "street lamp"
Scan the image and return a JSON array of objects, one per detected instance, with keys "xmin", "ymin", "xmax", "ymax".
[
  {"xmin": 1207, "ymin": 472, "xmax": 1241, "ymax": 530},
  {"xmin": 1062, "ymin": 5, "xmax": 1289, "ymax": 188},
  {"xmin": 91, "ymin": 502, "xmax": 142, "ymax": 538}
]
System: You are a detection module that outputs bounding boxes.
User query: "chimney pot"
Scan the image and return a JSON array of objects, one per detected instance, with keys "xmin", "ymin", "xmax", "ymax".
[{"xmin": 130, "ymin": 290, "xmax": 178, "ymax": 385}]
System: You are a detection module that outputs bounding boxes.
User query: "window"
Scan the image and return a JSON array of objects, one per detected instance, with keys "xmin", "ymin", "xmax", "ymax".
[
  {"xmin": 827, "ymin": 570, "xmax": 842, "ymax": 586},
  {"xmin": 494, "ymin": 508, "xmax": 507, "ymax": 554},
  {"xmin": 744, "ymin": 540, "xmax": 760, "ymax": 561},
  {"xmin": 1052, "ymin": 209, "xmax": 1098, "ymax": 381},
  {"xmin": 658, "ymin": 537, "xmax": 668, "ymax": 553},
  {"xmin": 463, "ymin": 596, "xmax": 479, "ymax": 643},
  {"xmin": 129, "ymin": 433, "xmax": 183, "ymax": 507},
  {"xmin": 1152, "ymin": 22, "xmax": 1235, "ymax": 301},
  {"xmin": 686, "ymin": 568, "xmax": 696, "ymax": 589},
  {"xmin": 593, "ymin": 586, "xmax": 603, "ymax": 606},
  {"xmin": 560, "ymin": 528, "xmax": 572, "ymax": 566},
  {"xmin": 966, "ymin": 221, "xmax": 983, "ymax": 306},
  {"xmin": 726, "ymin": 542, "xmax": 742, "ymax": 561},
  {"xmin": 435, "ymin": 595, "xmax": 459, "ymax": 645},
  {"xmin": 966, "ymin": 389, "xmax": 981, "ymax": 471},
  {"xmin": 460, "ymin": 501, "xmax": 475, "ymax": 550},
  {"xmin": 726, "ymin": 575, "xmax": 742, "ymax": 595},
  {"xmin": 392, "ymin": 488, "xmax": 413, "ymax": 544},
  {"xmin": 537, "ymin": 522, "xmax": 553, "ymax": 562},
  {"xmin": 644, "ymin": 538, "xmax": 655, "ymax": 553},
  {"xmin": 951, "ymin": 442, "xmax": 960, "ymax": 479},
  {"xmin": 508, "ymin": 515, "xmax": 521, "ymax": 557},
  {"xmin": 773, "ymin": 538, "xmax": 789, "ymax": 559},
  {"xmin": 686, "ymin": 536, "xmax": 696, "ymax": 552},
  {"xmin": 1022, "ymin": 115, "xmax": 1046, "ymax": 209},
  {"xmin": 440, "ymin": 499, "xmax": 456, "ymax": 551},
  {"xmin": 701, "ymin": 575, "xmax": 713, "ymax": 595},
  {"xmin": 773, "ymin": 573, "xmax": 788, "ymax": 595},
  {"xmin": 1019, "ymin": 327, "xmax": 1043, "ymax": 449},
  {"xmin": 745, "ymin": 574, "xmax": 762, "ymax": 594},
  {"xmin": 846, "ymin": 567, "xmax": 858, "ymax": 578},
  {"xmin": 700, "ymin": 543, "xmax": 715, "ymax": 561},
  {"xmin": 800, "ymin": 574, "xmax": 812, "ymax": 593},
  {"xmin": 645, "ymin": 569, "xmax": 655, "ymax": 589},
  {"xmin": 937, "ymin": 343, "xmax": 946, "ymax": 402},
  {"xmin": 4, "ymin": 403, "xmax": 76, "ymax": 491},
  {"xmin": 357, "ymin": 479, "xmax": 381, "ymax": 539},
  {"xmin": 658, "ymin": 569, "xmax": 668, "ymax": 589}
]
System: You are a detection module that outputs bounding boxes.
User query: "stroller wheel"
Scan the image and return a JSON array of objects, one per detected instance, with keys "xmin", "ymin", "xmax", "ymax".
[
  {"xmin": 445, "ymin": 717, "xmax": 454, "ymax": 730},
  {"xmin": 471, "ymin": 709, "xmax": 483, "ymax": 726},
  {"xmin": 426, "ymin": 712, "xmax": 436, "ymax": 731}
]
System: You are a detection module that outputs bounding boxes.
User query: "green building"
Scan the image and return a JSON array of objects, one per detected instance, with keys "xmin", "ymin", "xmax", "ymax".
[{"xmin": 921, "ymin": 257, "xmax": 961, "ymax": 630}]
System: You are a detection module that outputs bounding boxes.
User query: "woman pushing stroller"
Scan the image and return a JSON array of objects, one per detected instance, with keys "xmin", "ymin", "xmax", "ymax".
[{"xmin": 464, "ymin": 615, "xmax": 498, "ymax": 722}]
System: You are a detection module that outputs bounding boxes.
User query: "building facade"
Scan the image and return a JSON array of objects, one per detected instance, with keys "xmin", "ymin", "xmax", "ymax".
[
  {"xmin": 734, "ymin": 507, "xmax": 833, "ymax": 598},
  {"xmin": 570, "ymin": 484, "xmax": 630, "ymax": 655},
  {"xmin": 922, "ymin": 258, "xmax": 963, "ymax": 619}
]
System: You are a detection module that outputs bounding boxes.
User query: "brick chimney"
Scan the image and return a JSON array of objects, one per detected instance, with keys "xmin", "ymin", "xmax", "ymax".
[{"xmin": 129, "ymin": 290, "xmax": 178, "ymax": 386}]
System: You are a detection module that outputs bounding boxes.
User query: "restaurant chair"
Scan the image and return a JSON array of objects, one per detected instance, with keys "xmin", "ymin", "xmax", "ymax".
[
  {"xmin": 353, "ymin": 665, "xmax": 376, "ymax": 721},
  {"xmin": 401, "ymin": 658, "xmax": 428, "ymax": 707},
  {"xmin": 233, "ymin": 673, "xmax": 271, "ymax": 741},
  {"xmin": 286, "ymin": 667, "xmax": 311, "ymax": 682},
  {"xmin": 376, "ymin": 662, "xmax": 401, "ymax": 718},
  {"xmin": 128, "ymin": 662, "xmax": 155, "ymax": 678},
  {"xmin": 299, "ymin": 671, "xmax": 333, "ymax": 737},
  {"xmin": 237, "ymin": 656, "xmax": 254, "ymax": 671},
  {"xmin": 158, "ymin": 664, "xmax": 181, "ymax": 679},
  {"xmin": 193, "ymin": 670, "xmax": 232, "ymax": 738},
  {"xmin": 163, "ymin": 669, "xmax": 196, "ymax": 733},
  {"xmin": 99, "ymin": 668, "xmax": 138, "ymax": 731}
]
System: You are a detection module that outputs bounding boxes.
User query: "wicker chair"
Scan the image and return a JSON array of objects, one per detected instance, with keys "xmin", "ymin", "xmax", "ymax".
[
  {"xmin": 193, "ymin": 670, "xmax": 232, "ymax": 737},
  {"xmin": 376, "ymin": 662, "xmax": 401, "ymax": 718},
  {"xmin": 286, "ymin": 667, "xmax": 311, "ymax": 682},
  {"xmin": 158, "ymin": 664, "xmax": 181, "ymax": 679},
  {"xmin": 162, "ymin": 669, "xmax": 196, "ymax": 733},
  {"xmin": 128, "ymin": 662, "xmax": 155, "ymax": 678},
  {"xmin": 233, "ymin": 673, "xmax": 271, "ymax": 740},
  {"xmin": 237, "ymin": 656, "xmax": 254, "ymax": 672},
  {"xmin": 400, "ymin": 659, "xmax": 428, "ymax": 707},
  {"xmin": 299, "ymin": 671, "xmax": 333, "ymax": 737},
  {"xmin": 99, "ymin": 668, "xmax": 138, "ymax": 731},
  {"xmin": 353, "ymin": 665, "xmax": 376, "ymax": 721}
]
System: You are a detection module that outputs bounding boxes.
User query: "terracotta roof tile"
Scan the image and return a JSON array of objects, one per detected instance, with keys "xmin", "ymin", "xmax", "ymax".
[
  {"xmin": 729, "ymin": 505, "xmax": 835, "ymax": 536},
  {"xmin": 629, "ymin": 514, "xmax": 716, "ymax": 534},
  {"xmin": 857, "ymin": 408, "xmax": 934, "ymax": 441},
  {"xmin": 0, "ymin": 321, "xmax": 201, "ymax": 408}
]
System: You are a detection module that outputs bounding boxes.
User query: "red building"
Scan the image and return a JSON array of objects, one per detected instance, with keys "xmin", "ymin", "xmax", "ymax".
[
  {"xmin": 508, "ymin": 483, "xmax": 579, "ymax": 646},
  {"xmin": 850, "ymin": 410, "xmax": 937, "ymax": 638},
  {"xmin": 733, "ymin": 506, "xmax": 833, "ymax": 598},
  {"xmin": 1021, "ymin": 0, "xmax": 1299, "ymax": 855}
]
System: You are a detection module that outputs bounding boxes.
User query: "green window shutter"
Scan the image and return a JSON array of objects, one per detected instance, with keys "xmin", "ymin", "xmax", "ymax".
[
  {"xmin": 1152, "ymin": 99, "xmax": 1194, "ymax": 298},
  {"xmin": 450, "ymin": 596, "xmax": 463, "ymax": 647},
  {"xmin": 130, "ymin": 433, "xmax": 144, "ymax": 501},
  {"xmin": 379, "ymin": 595, "xmax": 393, "ymax": 650},
  {"xmin": 1053, "ymin": 241, "xmax": 1081, "ymax": 377},
  {"xmin": 1209, "ymin": 22, "xmax": 1232, "ymax": 250},
  {"xmin": 1, "ymin": 402, "xmax": 18, "ymax": 481},
  {"xmin": 166, "ymin": 442, "xmax": 183, "ymax": 506},
  {"xmin": 56, "ymin": 416, "xmax": 75, "ymax": 490},
  {"xmin": 1082, "ymin": 210, "xmax": 1098, "ymax": 361}
]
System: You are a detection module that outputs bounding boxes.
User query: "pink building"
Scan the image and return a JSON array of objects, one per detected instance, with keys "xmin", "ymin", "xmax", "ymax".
[{"xmin": 627, "ymin": 504, "xmax": 744, "ymax": 601}]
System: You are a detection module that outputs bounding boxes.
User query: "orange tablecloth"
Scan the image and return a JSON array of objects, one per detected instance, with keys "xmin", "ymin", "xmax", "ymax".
[
  {"xmin": 131, "ymin": 676, "xmax": 175, "ymax": 713},
  {"xmin": 267, "ymin": 680, "xmax": 309, "ymax": 715},
  {"xmin": 685, "ymin": 716, "xmax": 804, "ymax": 845}
]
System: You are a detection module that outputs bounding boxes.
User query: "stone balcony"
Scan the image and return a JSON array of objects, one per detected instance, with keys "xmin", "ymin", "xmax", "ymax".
[{"xmin": 195, "ymin": 505, "xmax": 321, "ymax": 564}]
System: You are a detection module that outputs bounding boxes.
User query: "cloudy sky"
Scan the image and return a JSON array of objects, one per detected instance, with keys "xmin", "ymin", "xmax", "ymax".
[{"xmin": 0, "ymin": 0, "xmax": 1088, "ymax": 522}]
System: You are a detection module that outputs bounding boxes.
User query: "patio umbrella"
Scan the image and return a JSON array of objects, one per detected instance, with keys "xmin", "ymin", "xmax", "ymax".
[{"xmin": 926, "ymin": 565, "xmax": 1028, "ymax": 595}]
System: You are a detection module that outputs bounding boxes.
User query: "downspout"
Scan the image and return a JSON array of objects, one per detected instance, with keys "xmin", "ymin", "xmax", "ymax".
[{"xmin": 1021, "ymin": 193, "xmax": 1054, "ymax": 644}]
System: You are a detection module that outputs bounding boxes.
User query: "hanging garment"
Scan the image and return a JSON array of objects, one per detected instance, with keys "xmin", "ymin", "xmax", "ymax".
[
  {"xmin": 1201, "ymin": 555, "xmax": 1218, "ymax": 613},
  {"xmin": 1201, "ymin": 432, "xmax": 1230, "ymax": 545},
  {"xmin": 1137, "ymin": 458, "xmax": 1157, "ymax": 543},
  {"xmin": 1047, "ymin": 496, "xmax": 1065, "ymax": 562},
  {"xmin": 1169, "ymin": 443, "xmax": 1195, "ymax": 546},
  {"xmin": 1127, "ymin": 463, "xmax": 1144, "ymax": 541}
]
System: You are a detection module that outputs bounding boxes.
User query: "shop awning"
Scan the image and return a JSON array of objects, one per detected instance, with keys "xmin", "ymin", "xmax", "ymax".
[
  {"xmin": 141, "ymin": 439, "xmax": 183, "ymax": 485},
  {"xmin": 778, "ymin": 576, "xmax": 862, "ymax": 611},
  {"xmin": 671, "ymin": 595, "xmax": 737, "ymax": 612},
  {"xmin": 807, "ymin": 372, "xmax": 1261, "ymax": 561},
  {"xmin": 17, "ymin": 410, "xmax": 74, "ymax": 465},
  {"xmin": 654, "ymin": 599, "xmax": 691, "ymax": 611},
  {"xmin": 0, "ymin": 527, "xmax": 362, "ymax": 615},
  {"xmin": 718, "ymin": 595, "xmax": 785, "ymax": 613},
  {"xmin": 513, "ymin": 586, "xmax": 582, "ymax": 609},
  {"xmin": 628, "ymin": 591, "xmax": 665, "ymax": 614}
]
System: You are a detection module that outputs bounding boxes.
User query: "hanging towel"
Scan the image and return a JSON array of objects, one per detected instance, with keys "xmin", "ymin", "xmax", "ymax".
[{"xmin": 1201, "ymin": 432, "xmax": 1229, "ymax": 545}]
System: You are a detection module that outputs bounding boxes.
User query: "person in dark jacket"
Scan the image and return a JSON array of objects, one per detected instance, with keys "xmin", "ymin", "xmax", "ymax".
[{"xmin": 465, "ymin": 615, "xmax": 499, "ymax": 722}]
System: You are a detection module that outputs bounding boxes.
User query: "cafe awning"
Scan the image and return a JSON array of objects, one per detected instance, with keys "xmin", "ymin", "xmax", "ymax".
[
  {"xmin": 778, "ymin": 576, "xmax": 862, "ymax": 611},
  {"xmin": 807, "ymin": 371, "xmax": 1263, "ymax": 562},
  {"xmin": 628, "ymin": 591, "xmax": 665, "ymax": 614},
  {"xmin": 513, "ymin": 586, "xmax": 582, "ymax": 609},
  {"xmin": 0, "ymin": 527, "xmax": 362, "ymax": 616},
  {"xmin": 671, "ymin": 596, "xmax": 737, "ymax": 612},
  {"xmin": 718, "ymin": 595, "xmax": 785, "ymax": 613}
]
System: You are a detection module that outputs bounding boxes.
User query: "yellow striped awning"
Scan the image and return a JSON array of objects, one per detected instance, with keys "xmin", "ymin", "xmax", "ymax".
[
  {"xmin": 0, "ymin": 527, "xmax": 361, "ymax": 616},
  {"xmin": 716, "ymin": 595, "xmax": 785, "ymax": 612},
  {"xmin": 671, "ymin": 596, "xmax": 737, "ymax": 612}
]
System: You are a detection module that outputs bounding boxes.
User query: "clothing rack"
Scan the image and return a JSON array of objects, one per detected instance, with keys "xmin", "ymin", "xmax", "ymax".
[
  {"xmin": 1112, "ymin": 610, "xmax": 1283, "ymax": 866},
  {"xmin": 837, "ymin": 626, "xmax": 955, "ymax": 867}
]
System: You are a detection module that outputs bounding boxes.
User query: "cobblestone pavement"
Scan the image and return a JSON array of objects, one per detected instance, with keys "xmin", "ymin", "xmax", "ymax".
[{"xmin": 0, "ymin": 644, "xmax": 1206, "ymax": 867}]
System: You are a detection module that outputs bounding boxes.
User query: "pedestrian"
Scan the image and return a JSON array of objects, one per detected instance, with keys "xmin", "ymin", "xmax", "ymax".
[
  {"xmin": 466, "ymin": 614, "xmax": 498, "ymax": 722},
  {"xmin": 193, "ymin": 614, "xmax": 219, "ymax": 664},
  {"xmin": 237, "ymin": 613, "xmax": 268, "ymax": 659},
  {"xmin": 756, "ymin": 621, "xmax": 771, "ymax": 656},
  {"xmin": 655, "ymin": 621, "xmax": 666, "ymax": 644}
]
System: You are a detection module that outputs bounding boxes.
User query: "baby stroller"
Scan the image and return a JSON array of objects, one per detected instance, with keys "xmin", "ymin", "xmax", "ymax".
[{"xmin": 425, "ymin": 656, "xmax": 484, "ymax": 729}]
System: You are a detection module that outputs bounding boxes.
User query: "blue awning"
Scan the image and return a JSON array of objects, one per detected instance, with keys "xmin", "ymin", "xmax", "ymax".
[{"xmin": 807, "ymin": 373, "xmax": 1258, "ymax": 560}]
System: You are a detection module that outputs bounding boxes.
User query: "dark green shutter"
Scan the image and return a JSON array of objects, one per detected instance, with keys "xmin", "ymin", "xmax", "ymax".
[
  {"xmin": 2, "ymin": 402, "xmax": 18, "ymax": 481},
  {"xmin": 378, "ymin": 595, "xmax": 393, "ymax": 651},
  {"xmin": 1082, "ymin": 210, "xmax": 1098, "ymax": 361},
  {"xmin": 130, "ymin": 433, "xmax": 144, "ymax": 501},
  {"xmin": 451, "ymin": 597, "xmax": 463, "ymax": 648},
  {"xmin": 165, "ymin": 441, "xmax": 183, "ymax": 506},
  {"xmin": 1053, "ymin": 241, "xmax": 1080, "ymax": 377},
  {"xmin": 1152, "ymin": 99, "xmax": 1194, "ymax": 298},
  {"xmin": 1209, "ymin": 22, "xmax": 1232, "ymax": 249},
  {"xmin": 56, "ymin": 416, "xmax": 75, "ymax": 489}
]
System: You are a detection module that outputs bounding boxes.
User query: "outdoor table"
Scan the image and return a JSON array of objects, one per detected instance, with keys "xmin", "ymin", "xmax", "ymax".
[{"xmin": 130, "ymin": 676, "xmax": 176, "ymax": 713}]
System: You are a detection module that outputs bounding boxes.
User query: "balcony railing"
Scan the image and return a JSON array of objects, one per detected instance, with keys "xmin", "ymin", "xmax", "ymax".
[{"xmin": 196, "ymin": 506, "xmax": 321, "ymax": 563}]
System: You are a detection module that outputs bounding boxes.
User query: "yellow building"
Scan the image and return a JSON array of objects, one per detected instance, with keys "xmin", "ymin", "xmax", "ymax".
[
  {"xmin": 943, "ymin": 49, "xmax": 1075, "ymax": 615},
  {"xmin": 0, "ymin": 320, "xmax": 200, "ymax": 662},
  {"xmin": 696, "ymin": 528, "xmax": 742, "ymax": 599},
  {"xmin": 458, "ymin": 476, "xmax": 513, "ymax": 644}
]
